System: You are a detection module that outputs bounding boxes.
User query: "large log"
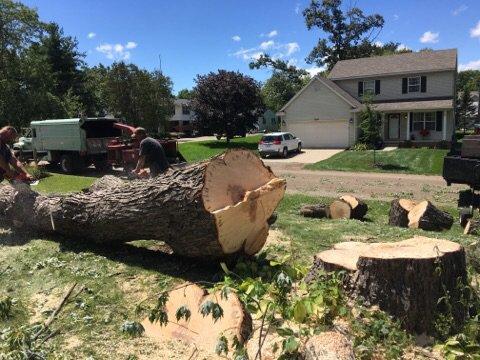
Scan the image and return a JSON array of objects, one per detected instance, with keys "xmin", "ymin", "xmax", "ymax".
[
  {"xmin": 306, "ymin": 237, "xmax": 467, "ymax": 334},
  {"xmin": 388, "ymin": 199, "xmax": 416, "ymax": 227},
  {"xmin": 0, "ymin": 149, "xmax": 286, "ymax": 258},
  {"xmin": 408, "ymin": 200, "xmax": 454, "ymax": 231},
  {"xmin": 340, "ymin": 195, "xmax": 368, "ymax": 220},
  {"xmin": 464, "ymin": 219, "xmax": 480, "ymax": 235},
  {"xmin": 329, "ymin": 200, "xmax": 352, "ymax": 220},
  {"xmin": 299, "ymin": 204, "xmax": 330, "ymax": 219}
]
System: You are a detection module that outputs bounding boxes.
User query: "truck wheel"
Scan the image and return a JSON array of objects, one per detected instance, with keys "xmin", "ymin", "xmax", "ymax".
[
  {"xmin": 60, "ymin": 154, "xmax": 76, "ymax": 174},
  {"xmin": 282, "ymin": 147, "xmax": 288, "ymax": 158},
  {"xmin": 94, "ymin": 159, "xmax": 112, "ymax": 172}
]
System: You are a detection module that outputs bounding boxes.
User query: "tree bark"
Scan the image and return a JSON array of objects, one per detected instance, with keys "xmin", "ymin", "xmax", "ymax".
[
  {"xmin": 388, "ymin": 199, "xmax": 416, "ymax": 227},
  {"xmin": 0, "ymin": 149, "xmax": 286, "ymax": 258},
  {"xmin": 340, "ymin": 195, "xmax": 368, "ymax": 220},
  {"xmin": 306, "ymin": 237, "xmax": 467, "ymax": 335},
  {"xmin": 408, "ymin": 200, "xmax": 454, "ymax": 231},
  {"xmin": 299, "ymin": 204, "xmax": 330, "ymax": 219},
  {"xmin": 329, "ymin": 200, "xmax": 352, "ymax": 220}
]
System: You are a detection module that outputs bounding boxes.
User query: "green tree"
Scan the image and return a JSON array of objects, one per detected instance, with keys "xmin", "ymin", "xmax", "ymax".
[
  {"xmin": 250, "ymin": 54, "xmax": 310, "ymax": 112},
  {"xmin": 358, "ymin": 96, "xmax": 381, "ymax": 164},
  {"xmin": 457, "ymin": 70, "xmax": 480, "ymax": 93},
  {"xmin": 456, "ymin": 87, "xmax": 477, "ymax": 133},
  {"xmin": 177, "ymin": 88, "xmax": 194, "ymax": 99},
  {"xmin": 192, "ymin": 70, "xmax": 264, "ymax": 141},
  {"xmin": 302, "ymin": 0, "xmax": 385, "ymax": 70}
]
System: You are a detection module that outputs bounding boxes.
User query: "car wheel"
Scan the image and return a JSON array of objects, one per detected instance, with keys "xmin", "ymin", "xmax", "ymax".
[
  {"xmin": 60, "ymin": 154, "xmax": 76, "ymax": 174},
  {"xmin": 297, "ymin": 143, "xmax": 302, "ymax": 153},
  {"xmin": 282, "ymin": 147, "xmax": 288, "ymax": 158}
]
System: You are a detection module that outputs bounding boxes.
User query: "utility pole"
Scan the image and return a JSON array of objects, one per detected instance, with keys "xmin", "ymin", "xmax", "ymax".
[{"xmin": 158, "ymin": 54, "xmax": 162, "ymax": 74}]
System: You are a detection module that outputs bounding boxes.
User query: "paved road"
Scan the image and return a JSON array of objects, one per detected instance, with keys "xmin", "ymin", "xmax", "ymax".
[
  {"xmin": 263, "ymin": 149, "xmax": 344, "ymax": 164},
  {"xmin": 268, "ymin": 162, "xmax": 466, "ymax": 205}
]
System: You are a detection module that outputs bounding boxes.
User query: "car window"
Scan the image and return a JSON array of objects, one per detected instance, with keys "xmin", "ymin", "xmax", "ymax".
[{"xmin": 262, "ymin": 135, "xmax": 282, "ymax": 142}]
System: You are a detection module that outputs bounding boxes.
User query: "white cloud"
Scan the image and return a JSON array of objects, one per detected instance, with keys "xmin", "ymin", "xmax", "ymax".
[
  {"xmin": 87, "ymin": 32, "xmax": 96, "ymax": 39},
  {"xmin": 304, "ymin": 65, "xmax": 326, "ymax": 76},
  {"xmin": 459, "ymin": 59, "xmax": 480, "ymax": 71},
  {"xmin": 374, "ymin": 41, "xmax": 384, "ymax": 47},
  {"xmin": 397, "ymin": 44, "xmax": 410, "ymax": 51},
  {"xmin": 285, "ymin": 42, "xmax": 300, "ymax": 55},
  {"xmin": 471, "ymin": 21, "xmax": 480, "ymax": 38},
  {"xmin": 393, "ymin": 14, "xmax": 399, "ymax": 21},
  {"xmin": 232, "ymin": 35, "xmax": 241, "ymax": 42},
  {"xmin": 233, "ymin": 47, "xmax": 264, "ymax": 61},
  {"xmin": 260, "ymin": 40, "xmax": 275, "ymax": 50},
  {"xmin": 96, "ymin": 42, "xmax": 137, "ymax": 61},
  {"xmin": 125, "ymin": 41, "xmax": 137, "ymax": 49},
  {"xmin": 267, "ymin": 30, "xmax": 278, "ymax": 38},
  {"xmin": 295, "ymin": 3, "xmax": 301, "ymax": 14},
  {"xmin": 452, "ymin": 4, "xmax": 468, "ymax": 16},
  {"xmin": 420, "ymin": 31, "xmax": 439, "ymax": 44}
]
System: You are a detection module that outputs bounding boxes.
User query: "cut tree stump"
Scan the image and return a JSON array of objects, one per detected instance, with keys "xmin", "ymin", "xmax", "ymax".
[
  {"xmin": 408, "ymin": 201, "xmax": 454, "ymax": 231},
  {"xmin": 299, "ymin": 204, "xmax": 330, "ymax": 219},
  {"xmin": 0, "ymin": 149, "xmax": 286, "ymax": 258},
  {"xmin": 142, "ymin": 283, "xmax": 252, "ymax": 354},
  {"xmin": 329, "ymin": 200, "xmax": 352, "ymax": 220},
  {"xmin": 306, "ymin": 236, "xmax": 467, "ymax": 334},
  {"xmin": 388, "ymin": 199, "xmax": 417, "ymax": 227},
  {"xmin": 464, "ymin": 219, "xmax": 480, "ymax": 235},
  {"xmin": 340, "ymin": 195, "xmax": 368, "ymax": 220}
]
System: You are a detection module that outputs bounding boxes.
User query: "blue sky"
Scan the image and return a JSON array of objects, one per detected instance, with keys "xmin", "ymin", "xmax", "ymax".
[{"xmin": 24, "ymin": 0, "xmax": 480, "ymax": 93}]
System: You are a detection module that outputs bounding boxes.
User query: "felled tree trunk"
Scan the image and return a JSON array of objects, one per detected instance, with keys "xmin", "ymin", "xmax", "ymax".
[
  {"xmin": 0, "ymin": 149, "xmax": 286, "ymax": 258},
  {"xmin": 388, "ymin": 199, "xmax": 416, "ymax": 227},
  {"xmin": 299, "ymin": 204, "xmax": 330, "ymax": 219},
  {"xmin": 329, "ymin": 200, "xmax": 352, "ymax": 220},
  {"xmin": 142, "ymin": 283, "xmax": 252, "ymax": 354},
  {"xmin": 340, "ymin": 195, "xmax": 368, "ymax": 220},
  {"xmin": 306, "ymin": 237, "xmax": 467, "ymax": 334},
  {"xmin": 408, "ymin": 200, "xmax": 454, "ymax": 231}
]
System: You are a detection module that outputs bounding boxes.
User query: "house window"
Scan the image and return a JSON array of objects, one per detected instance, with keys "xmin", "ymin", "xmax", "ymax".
[
  {"xmin": 408, "ymin": 77, "xmax": 420, "ymax": 93},
  {"xmin": 363, "ymin": 80, "xmax": 375, "ymax": 95},
  {"xmin": 182, "ymin": 104, "xmax": 190, "ymax": 115},
  {"xmin": 182, "ymin": 121, "xmax": 190, "ymax": 125},
  {"xmin": 413, "ymin": 112, "xmax": 437, "ymax": 131}
]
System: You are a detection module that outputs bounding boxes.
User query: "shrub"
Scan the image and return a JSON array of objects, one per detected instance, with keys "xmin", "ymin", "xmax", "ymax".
[
  {"xmin": 352, "ymin": 143, "xmax": 370, "ymax": 151},
  {"xmin": 435, "ymin": 140, "xmax": 451, "ymax": 149},
  {"xmin": 398, "ymin": 140, "xmax": 414, "ymax": 148}
]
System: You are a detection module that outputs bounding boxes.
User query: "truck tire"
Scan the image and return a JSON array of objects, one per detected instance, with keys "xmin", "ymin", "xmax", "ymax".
[
  {"xmin": 93, "ymin": 159, "xmax": 112, "ymax": 172},
  {"xmin": 60, "ymin": 154, "xmax": 77, "ymax": 174}
]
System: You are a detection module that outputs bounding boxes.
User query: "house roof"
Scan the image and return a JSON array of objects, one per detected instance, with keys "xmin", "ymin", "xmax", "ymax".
[
  {"xmin": 328, "ymin": 49, "xmax": 457, "ymax": 80},
  {"xmin": 278, "ymin": 75, "xmax": 361, "ymax": 113},
  {"xmin": 368, "ymin": 99, "xmax": 454, "ymax": 112}
]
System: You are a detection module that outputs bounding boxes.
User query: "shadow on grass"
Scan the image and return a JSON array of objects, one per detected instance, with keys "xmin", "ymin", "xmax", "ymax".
[{"xmin": 374, "ymin": 163, "xmax": 410, "ymax": 171}]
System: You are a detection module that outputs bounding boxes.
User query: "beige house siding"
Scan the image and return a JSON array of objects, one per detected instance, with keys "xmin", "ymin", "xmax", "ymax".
[
  {"xmin": 335, "ymin": 71, "xmax": 455, "ymax": 102},
  {"xmin": 283, "ymin": 78, "xmax": 353, "ymax": 122}
]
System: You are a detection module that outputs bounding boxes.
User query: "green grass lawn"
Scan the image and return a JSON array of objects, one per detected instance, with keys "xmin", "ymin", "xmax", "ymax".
[
  {"xmin": 306, "ymin": 148, "xmax": 448, "ymax": 175},
  {"xmin": 33, "ymin": 172, "xmax": 96, "ymax": 193},
  {"xmin": 178, "ymin": 135, "xmax": 261, "ymax": 162}
]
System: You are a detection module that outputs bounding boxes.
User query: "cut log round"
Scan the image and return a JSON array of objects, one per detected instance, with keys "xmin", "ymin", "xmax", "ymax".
[
  {"xmin": 299, "ymin": 204, "xmax": 330, "ymax": 219},
  {"xmin": 408, "ymin": 200, "xmax": 454, "ymax": 231},
  {"xmin": 0, "ymin": 149, "xmax": 286, "ymax": 258},
  {"xmin": 142, "ymin": 283, "xmax": 252, "ymax": 354},
  {"xmin": 464, "ymin": 219, "xmax": 480, "ymax": 235},
  {"xmin": 340, "ymin": 195, "xmax": 368, "ymax": 220},
  {"xmin": 306, "ymin": 236, "xmax": 467, "ymax": 334},
  {"xmin": 329, "ymin": 200, "xmax": 352, "ymax": 220},
  {"xmin": 388, "ymin": 199, "xmax": 416, "ymax": 227}
]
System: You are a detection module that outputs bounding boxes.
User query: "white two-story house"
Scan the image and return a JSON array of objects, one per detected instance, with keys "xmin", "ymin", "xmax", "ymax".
[
  {"xmin": 168, "ymin": 99, "xmax": 196, "ymax": 135},
  {"xmin": 277, "ymin": 49, "xmax": 457, "ymax": 148}
]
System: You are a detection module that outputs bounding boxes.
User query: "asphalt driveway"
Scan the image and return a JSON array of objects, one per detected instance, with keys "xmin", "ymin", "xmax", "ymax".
[{"xmin": 263, "ymin": 149, "xmax": 344, "ymax": 164}]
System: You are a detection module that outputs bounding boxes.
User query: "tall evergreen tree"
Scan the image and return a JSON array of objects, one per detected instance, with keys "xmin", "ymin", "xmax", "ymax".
[{"xmin": 456, "ymin": 87, "xmax": 477, "ymax": 133}]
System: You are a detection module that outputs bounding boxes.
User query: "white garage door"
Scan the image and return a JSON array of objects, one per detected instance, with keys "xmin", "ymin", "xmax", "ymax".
[{"xmin": 287, "ymin": 120, "xmax": 349, "ymax": 148}]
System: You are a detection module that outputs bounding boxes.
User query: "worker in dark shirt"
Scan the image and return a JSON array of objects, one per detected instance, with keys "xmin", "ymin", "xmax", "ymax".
[
  {"xmin": 0, "ymin": 126, "xmax": 33, "ymax": 182},
  {"xmin": 132, "ymin": 127, "xmax": 169, "ymax": 177}
]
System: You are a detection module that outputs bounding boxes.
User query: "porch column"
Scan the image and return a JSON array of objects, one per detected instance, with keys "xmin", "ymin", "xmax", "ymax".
[
  {"xmin": 442, "ymin": 110, "xmax": 447, "ymax": 140},
  {"xmin": 406, "ymin": 112, "xmax": 411, "ymax": 140}
]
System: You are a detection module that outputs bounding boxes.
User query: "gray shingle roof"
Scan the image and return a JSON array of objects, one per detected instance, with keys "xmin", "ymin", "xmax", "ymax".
[
  {"xmin": 328, "ymin": 49, "xmax": 457, "ymax": 80},
  {"xmin": 370, "ymin": 99, "xmax": 454, "ymax": 112}
]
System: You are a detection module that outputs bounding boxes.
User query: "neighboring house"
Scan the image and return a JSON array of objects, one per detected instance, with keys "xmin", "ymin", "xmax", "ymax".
[
  {"xmin": 277, "ymin": 49, "xmax": 457, "ymax": 148},
  {"xmin": 168, "ymin": 99, "xmax": 195, "ymax": 135},
  {"xmin": 257, "ymin": 110, "xmax": 280, "ymax": 132}
]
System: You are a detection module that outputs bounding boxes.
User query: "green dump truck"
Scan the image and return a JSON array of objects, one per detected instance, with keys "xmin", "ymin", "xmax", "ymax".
[{"xmin": 15, "ymin": 117, "xmax": 122, "ymax": 173}]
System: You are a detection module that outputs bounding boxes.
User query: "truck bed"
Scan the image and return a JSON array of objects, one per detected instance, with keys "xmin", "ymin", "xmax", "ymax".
[{"xmin": 443, "ymin": 155, "xmax": 480, "ymax": 189}]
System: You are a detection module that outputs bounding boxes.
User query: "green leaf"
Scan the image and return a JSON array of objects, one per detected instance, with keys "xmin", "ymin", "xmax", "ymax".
[
  {"xmin": 276, "ymin": 327, "xmax": 294, "ymax": 336},
  {"xmin": 175, "ymin": 305, "xmax": 191, "ymax": 322},
  {"xmin": 282, "ymin": 336, "xmax": 299, "ymax": 354},
  {"xmin": 220, "ymin": 262, "xmax": 230, "ymax": 274},
  {"xmin": 215, "ymin": 335, "xmax": 228, "ymax": 355},
  {"xmin": 293, "ymin": 301, "xmax": 307, "ymax": 323}
]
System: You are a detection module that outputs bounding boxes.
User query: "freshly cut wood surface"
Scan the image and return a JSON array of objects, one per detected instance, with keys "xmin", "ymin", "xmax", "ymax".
[
  {"xmin": 307, "ymin": 236, "xmax": 467, "ymax": 334},
  {"xmin": 388, "ymin": 199, "xmax": 416, "ymax": 227},
  {"xmin": 408, "ymin": 200, "xmax": 453, "ymax": 231},
  {"xmin": 142, "ymin": 283, "xmax": 251, "ymax": 354},
  {"xmin": 329, "ymin": 200, "xmax": 352, "ymax": 220},
  {"xmin": 0, "ymin": 149, "xmax": 286, "ymax": 258},
  {"xmin": 340, "ymin": 195, "xmax": 368, "ymax": 220}
]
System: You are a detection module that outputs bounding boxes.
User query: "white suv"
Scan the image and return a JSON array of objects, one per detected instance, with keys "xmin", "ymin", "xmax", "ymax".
[{"xmin": 258, "ymin": 132, "xmax": 302, "ymax": 158}]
